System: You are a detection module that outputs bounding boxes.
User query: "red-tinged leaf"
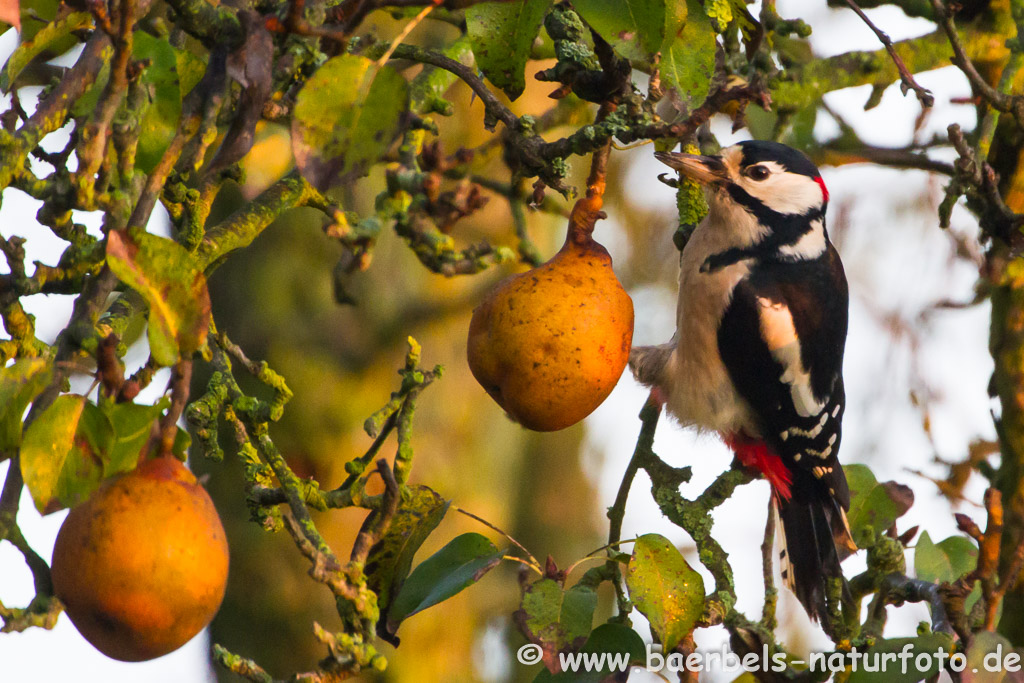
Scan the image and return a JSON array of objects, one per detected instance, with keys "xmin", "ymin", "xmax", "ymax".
[
  {"xmin": 845, "ymin": 464, "xmax": 914, "ymax": 548},
  {"xmin": 106, "ymin": 229, "xmax": 211, "ymax": 366}
]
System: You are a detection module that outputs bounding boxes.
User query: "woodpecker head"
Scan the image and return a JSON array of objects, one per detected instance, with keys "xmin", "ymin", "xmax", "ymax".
[{"xmin": 655, "ymin": 140, "xmax": 831, "ymax": 267}]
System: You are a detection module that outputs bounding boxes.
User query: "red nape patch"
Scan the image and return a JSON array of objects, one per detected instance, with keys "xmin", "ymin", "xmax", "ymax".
[
  {"xmin": 723, "ymin": 434, "xmax": 793, "ymax": 501},
  {"xmin": 814, "ymin": 176, "xmax": 830, "ymax": 204}
]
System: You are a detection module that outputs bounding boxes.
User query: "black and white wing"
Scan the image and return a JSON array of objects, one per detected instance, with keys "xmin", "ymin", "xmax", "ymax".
[
  {"xmin": 717, "ymin": 244, "xmax": 855, "ymax": 621},
  {"xmin": 717, "ymin": 244, "xmax": 849, "ymax": 505}
]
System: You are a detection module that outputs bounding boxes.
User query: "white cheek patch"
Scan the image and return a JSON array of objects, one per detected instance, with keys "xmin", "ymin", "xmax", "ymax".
[
  {"xmin": 744, "ymin": 171, "xmax": 825, "ymax": 215},
  {"xmin": 757, "ymin": 297, "xmax": 825, "ymax": 418},
  {"xmin": 779, "ymin": 219, "xmax": 826, "ymax": 260}
]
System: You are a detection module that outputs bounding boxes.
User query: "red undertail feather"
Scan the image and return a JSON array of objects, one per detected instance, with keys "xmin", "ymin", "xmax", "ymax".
[{"xmin": 724, "ymin": 434, "xmax": 792, "ymax": 501}]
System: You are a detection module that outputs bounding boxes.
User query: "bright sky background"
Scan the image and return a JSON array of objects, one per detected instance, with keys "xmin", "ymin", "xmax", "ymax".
[{"xmin": 0, "ymin": 1, "xmax": 999, "ymax": 681}]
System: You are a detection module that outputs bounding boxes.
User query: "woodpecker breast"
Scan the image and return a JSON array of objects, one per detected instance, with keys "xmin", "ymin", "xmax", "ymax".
[{"xmin": 660, "ymin": 196, "xmax": 768, "ymax": 434}]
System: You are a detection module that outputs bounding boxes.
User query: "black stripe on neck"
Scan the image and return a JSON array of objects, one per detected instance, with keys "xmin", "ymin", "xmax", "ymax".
[
  {"xmin": 701, "ymin": 213, "xmax": 827, "ymax": 274},
  {"xmin": 726, "ymin": 184, "xmax": 824, "ymax": 239}
]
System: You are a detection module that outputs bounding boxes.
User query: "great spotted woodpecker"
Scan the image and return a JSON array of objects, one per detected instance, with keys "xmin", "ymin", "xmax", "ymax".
[{"xmin": 631, "ymin": 140, "xmax": 857, "ymax": 624}]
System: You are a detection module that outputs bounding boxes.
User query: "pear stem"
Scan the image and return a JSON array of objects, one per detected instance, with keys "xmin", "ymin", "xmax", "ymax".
[{"xmin": 567, "ymin": 102, "xmax": 616, "ymax": 245}]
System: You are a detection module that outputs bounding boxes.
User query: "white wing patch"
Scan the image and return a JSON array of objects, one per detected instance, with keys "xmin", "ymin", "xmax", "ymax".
[{"xmin": 757, "ymin": 297, "xmax": 826, "ymax": 418}]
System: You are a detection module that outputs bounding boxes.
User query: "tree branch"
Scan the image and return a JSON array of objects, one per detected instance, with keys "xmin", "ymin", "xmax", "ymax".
[
  {"xmin": 842, "ymin": 0, "xmax": 934, "ymax": 106},
  {"xmin": 930, "ymin": 0, "xmax": 1024, "ymax": 129}
]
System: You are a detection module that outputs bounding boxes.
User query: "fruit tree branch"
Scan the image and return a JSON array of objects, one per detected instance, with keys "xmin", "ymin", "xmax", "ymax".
[{"xmin": 842, "ymin": 0, "xmax": 934, "ymax": 106}]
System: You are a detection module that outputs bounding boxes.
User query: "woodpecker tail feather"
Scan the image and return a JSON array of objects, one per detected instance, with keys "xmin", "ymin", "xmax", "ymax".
[{"xmin": 774, "ymin": 496, "xmax": 853, "ymax": 624}]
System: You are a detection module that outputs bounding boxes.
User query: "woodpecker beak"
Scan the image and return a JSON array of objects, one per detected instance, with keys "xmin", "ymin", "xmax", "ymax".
[{"xmin": 654, "ymin": 151, "xmax": 728, "ymax": 185}]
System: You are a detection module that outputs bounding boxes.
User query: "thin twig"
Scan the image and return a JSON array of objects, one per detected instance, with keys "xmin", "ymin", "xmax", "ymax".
[
  {"xmin": 381, "ymin": 43, "xmax": 518, "ymax": 129},
  {"xmin": 761, "ymin": 499, "xmax": 778, "ymax": 630},
  {"xmin": 930, "ymin": 0, "xmax": 1024, "ymax": 128},
  {"xmin": 503, "ymin": 555, "xmax": 545, "ymax": 575},
  {"xmin": 607, "ymin": 399, "xmax": 660, "ymax": 616},
  {"xmin": 282, "ymin": 513, "xmax": 356, "ymax": 599},
  {"xmin": 376, "ymin": 3, "xmax": 435, "ymax": 66},
  {"xmin": 822, "ymin": 145, "xmax": 954, "ymax": 175},
  {"xmin": 843, "ymin": 0, "xmax": 934, "ymax": 107},
  {"xmin": 349, "ymin": 459, "xmax": 401, "ymax": 565},
  {"xmin": 451, "ymin": 505, "xmax": 541, "ymax": 570},
  {"xmin": 157, "ymin": 359, "xmax": 193, "ymax": 458},
  {"xmin": 990, "ymin": 538, "xmax": 1024, "ymax": 630}
]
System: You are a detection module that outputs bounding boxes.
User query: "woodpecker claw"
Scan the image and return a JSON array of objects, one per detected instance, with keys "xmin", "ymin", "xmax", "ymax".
[{"xmin": 656, "ymin": 172, "xmax": 679, "ymax": 188}]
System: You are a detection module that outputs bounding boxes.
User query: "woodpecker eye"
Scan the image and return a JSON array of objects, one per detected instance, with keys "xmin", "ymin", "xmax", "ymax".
[{"xmin": 745, "ymin": 165, "xmax": 771, "ymax": 181}]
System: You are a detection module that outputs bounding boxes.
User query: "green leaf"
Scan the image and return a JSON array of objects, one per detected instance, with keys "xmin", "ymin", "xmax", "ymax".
[
  {"xmin": 368, "ymin": 485, "xmax": 450, "ymax": 635},
  {"xmin": 572, "ymin": 0, "xmax": 666, "ymax": 62},
  {"xmin": 659, "ymin": 0, "xmax": 716, "ymax": 108},
  {"xmin": 914, "ymin": 531, "xmax": 977, "ymax": 583},
  {"xmin": 0, "ymin": 357, "xmax": 51, "ymax": 455},
  {"xmin": 533, "ymin": 623, "xmax": 645, "ymax": 682},
  {"xmin": 964, "ymin": 631, "xmax": 1018, "ymax": 683},
  {"xmin": 171, "ymin": 427, "xmax": 191, "ymax": 461},
  {"xmin": 844, "ymin": 464, "xmax": 914, "ymax": 548},
  {"xmin": 516, "ymin": 576, "xmax": 599, "ymax": 663},
  {"xmin": 104, "ymin": 400, "xmax": 168, "ymax": 476},
  {"xmin": 560, "ymin": 582, "xmax": 598, "ymax": 644},
  {"xmin": 20, "ymin": 395, "xmax": 115, "ymax": 514},
  {"xmin": 71, "ymin": 59, "xmax": 111, "ymax": 121},
  {"xmin": 410, "ymin": 36, "xmax": 474, "ymax": 116},
  {"xmin": 106, "ymin": 229, "xmax": 212, "ymax": 367},
  {"xmin": 291, "ymin": 54, "xmax": 409, "ymax": 190},
  {"xmin": 786, "ymin": 106, "xmax": 818, "ymax": 150},
  {"xmin": 466, "ymin": 0, "xmax": 551, "ymax": 100},
  {"xmin": 133, "ymin": 33, "xmax": 184, "ymax": 173},
  {"xmin": 18, "ymin": 0, "xmax": 59, "ymax": 41},
  {"xmin": 626, "ymin": 533, "xmax": 704, "ymax": 651},
  {"xmin": 520, "ymin": 578, "xmax": 565, "ymax": 647},
  {"xmin": 53, "ymin": 401, "xmax": 115, "ymax": 510},
  {"xmin": 21, "ymin": 395, "xmax": 83, "ymax": 513},
  {"xmin": 387, "ymin": 532, "xmax": 503, "ymax": 630},
  {"xmin": 0, "ymin": 10, "xmax": 91, "ymax": 91},
  {"xmin": 843, "ymin": 633, "xmax": 953, "ymax": 683},
  {"xmin": 176, "ymin": 47, "xmax": 206, "ymax": 97}
]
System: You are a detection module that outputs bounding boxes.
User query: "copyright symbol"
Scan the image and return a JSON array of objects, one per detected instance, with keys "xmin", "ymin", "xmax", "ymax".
[{"xmin": 517, "ymin": 643, "xmax": 543, "ymax": 665}]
